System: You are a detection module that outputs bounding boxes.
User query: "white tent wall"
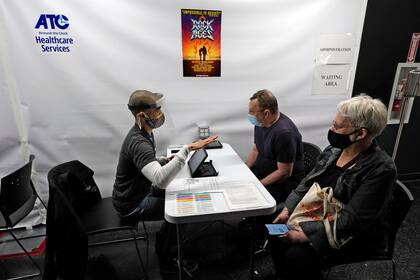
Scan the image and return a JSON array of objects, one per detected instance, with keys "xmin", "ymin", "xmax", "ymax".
[{"xmin": 0, "ymin": 0, "xmax": 367, "ymax": 226}]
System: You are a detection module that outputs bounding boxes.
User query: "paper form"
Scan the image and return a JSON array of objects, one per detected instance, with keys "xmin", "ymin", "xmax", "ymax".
[
  {"xmin": 171, "ymin": 178, "xmax": 269, "ymax": 212},
  {"xmin": 169, "ymin": 177, "xmax": 224, "ymax": 192},
  {"xmin": 175, "ymin": 192, "xmax": 215, "ymax": 215},
  {"xmin": 176, "ymin": 193, "xmax": 196, "ymax": 215},
  {"xmin": 223, "ymin": 183, "xmax": 269, "ymax": 209}
]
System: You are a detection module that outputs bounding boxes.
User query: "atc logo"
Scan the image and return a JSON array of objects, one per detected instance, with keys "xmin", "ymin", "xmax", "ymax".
[
  {"xmin": 35, "ymin": 14, "xmax": 69, "ymax": 30},
  {"xmin": 33, "ymin": 14, "xmax": 74, "ymax": 53}
]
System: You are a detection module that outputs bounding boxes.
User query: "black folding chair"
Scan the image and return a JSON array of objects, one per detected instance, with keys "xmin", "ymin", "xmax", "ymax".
[
  {"xmin": 325, "ymin": 180, "xmax": 414, "ymax": 280},
  {"xmin": 273, "ymin": 141, "xmax": 322, "ymax": 213},
  {"xmin": 44, "ymin": 160, "xmax": 148, "ymax": 280},
  {"xmin": 0, "ymin": 155, "xmax": 47, "ymax": 280},
  {"xmin": 302, "ymin": 141, "xmax": 322, "ymax": 175}
]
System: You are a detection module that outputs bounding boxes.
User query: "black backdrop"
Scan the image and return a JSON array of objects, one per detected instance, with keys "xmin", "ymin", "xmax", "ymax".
[{"xmin": 352, "ymin": 0, "xmax": 420, "ymax": 180}]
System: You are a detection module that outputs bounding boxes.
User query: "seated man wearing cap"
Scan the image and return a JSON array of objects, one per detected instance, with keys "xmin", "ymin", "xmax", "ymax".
[{"xmin": 112, "ymin": 90, "xmax": 217, "ymax": 274}]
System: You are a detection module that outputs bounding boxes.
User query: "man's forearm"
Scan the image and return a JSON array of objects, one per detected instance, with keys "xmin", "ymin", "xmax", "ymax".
[
  {"xmin": 246, "ymin": 150, "xmax": 258, "ymax": 168},
  {"xmin": 260, "ymin": 169, "xmax": 290, "ymax": 186},
  {"xmin": 246, "ymin": 157, "xmax": 256, "ymax": 168}
]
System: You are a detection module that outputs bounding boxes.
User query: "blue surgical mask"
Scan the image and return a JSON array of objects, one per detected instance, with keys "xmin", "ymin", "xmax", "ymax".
[{"xmin": 248, "ymin": 114, "xmax": 262, "ymax": 127}]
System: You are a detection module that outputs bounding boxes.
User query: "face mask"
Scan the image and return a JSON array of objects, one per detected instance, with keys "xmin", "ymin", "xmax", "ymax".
[
  {"xmin": 327, "ymin": 129, "xmax": 359, "ymax": 149},
  {"xmin": 143, "ymin": 112, "xmax": 165, "ymax": 129},
  {"xmin": 248, "ymin": 114, "xmax": 262, "ymax": 127}
]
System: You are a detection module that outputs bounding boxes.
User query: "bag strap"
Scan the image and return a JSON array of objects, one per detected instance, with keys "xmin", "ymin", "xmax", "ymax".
[
  {"xmin": 322, "ymin": 191, "xmax": 352, "ymax": 249},
  {"xmin": 340, "ymin": 152, "xmax": 363, "ymax": 170},
  {"xmin": 340, "ymin": 142, "xmax": 376, "ymax": 170}
]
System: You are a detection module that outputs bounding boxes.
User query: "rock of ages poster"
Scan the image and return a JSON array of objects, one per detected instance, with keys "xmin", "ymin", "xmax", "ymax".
[{"xmin": 181, "ymin": 9, "xmax": 222, "ymax": 77}]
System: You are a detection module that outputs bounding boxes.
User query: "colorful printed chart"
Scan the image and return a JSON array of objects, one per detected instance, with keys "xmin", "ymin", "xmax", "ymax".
[{"xmin": 176, "ymin": 192, "xmax": 215, "ymax": 215}]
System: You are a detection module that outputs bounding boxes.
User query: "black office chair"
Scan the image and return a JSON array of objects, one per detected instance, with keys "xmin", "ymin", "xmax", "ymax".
[
  {"xmin": 44, "ymin": 160, "xmax": 148, "ymax": 280},
  {"xmin": 272, "ymin": 142, "xmax": 322, "ymax": 210},
  {"xmin": 302, "ymin": 141, "xmax": 322, "ymax": 175},
  {"xmin": 324, "ymin": 180, "xmax": 414, "ymax": 280},
  {"xmin": 0, "ymin": 155, "xmax": 47, "ymax": 280}
]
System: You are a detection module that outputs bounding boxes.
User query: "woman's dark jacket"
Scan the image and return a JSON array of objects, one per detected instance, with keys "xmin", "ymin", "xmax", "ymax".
[{"xmin": 285, "ymin": 143, "xmax": 397, "ymax": 256}]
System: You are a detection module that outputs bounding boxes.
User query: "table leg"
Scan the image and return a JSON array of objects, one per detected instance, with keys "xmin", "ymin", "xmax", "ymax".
[
  {"xmin": 249, "ymin": 216, "xmax": 256, "ymax": 280},
  {"xmin": 176, "ymin": 224, "xmax": 184, "ymax": 280}
]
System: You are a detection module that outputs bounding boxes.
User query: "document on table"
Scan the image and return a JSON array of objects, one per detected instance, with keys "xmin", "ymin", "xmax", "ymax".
[
  {"xmin": 223, "ymin": 183, "xmax": 269, "ymax": 209},
  {"xmin": 170, "ymin": 178, "xmax": 269, "ymax": 212},
  {"xmin": 175, "ymin": 192, "xmax": 215, "ymax": 215},
  {"xmin": 169, "ymin": 177, "xmax": 224, "ymax": 192}
]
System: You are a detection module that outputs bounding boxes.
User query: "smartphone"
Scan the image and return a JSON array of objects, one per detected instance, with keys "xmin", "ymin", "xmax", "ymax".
[{"xmin": 265, "ymin": 224, "xmax": 289, "ymax": 235}]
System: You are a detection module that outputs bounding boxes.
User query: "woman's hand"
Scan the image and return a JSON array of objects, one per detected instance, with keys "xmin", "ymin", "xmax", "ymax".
[
  {"xmin": 279, "ymin": 229, "xmax": 309, "ymax": 243},
  {"xmin": 188, "ymin": 135, "xmax": 218, "ymax": 151},
  {"xmin": 273, "ymin": 207, "xmax": 289, "ymax": 224}
]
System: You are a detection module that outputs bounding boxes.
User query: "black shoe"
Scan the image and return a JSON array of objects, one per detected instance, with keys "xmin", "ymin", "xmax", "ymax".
[
  {"xmin": 160, "ymin": 258, "xmax": 198, "ymax": 275},
  {"xmin": 253, "ymin": 270, "xmax": 278, "ymax": 280}
]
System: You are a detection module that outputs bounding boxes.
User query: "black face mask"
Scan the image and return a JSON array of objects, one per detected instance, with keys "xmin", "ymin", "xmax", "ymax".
[
  {"xmin": 144, "ymin": 112, "xmax": 165, "ymax": 129},
  {"xmin": 327, "ymin": 129, "xmax": 359, "ymax": 149},
  {"xmin": 137, "ymin": 112, "xmax": 165, "ymax": 129}
]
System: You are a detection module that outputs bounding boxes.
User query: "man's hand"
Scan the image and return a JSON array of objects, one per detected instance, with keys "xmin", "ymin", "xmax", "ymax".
[
  {"xmin": 188, "ymin": 135, "xmax": 218, "ymax": 151},
  {"xmin": 273, "ymin": 207, "xmax": 289, "ymax": 224}
]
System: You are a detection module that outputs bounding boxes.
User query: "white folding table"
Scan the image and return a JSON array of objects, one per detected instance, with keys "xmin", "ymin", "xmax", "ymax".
[{"xmin": 165, "ymin": 143, "xmax": 276, "ymax": 279}]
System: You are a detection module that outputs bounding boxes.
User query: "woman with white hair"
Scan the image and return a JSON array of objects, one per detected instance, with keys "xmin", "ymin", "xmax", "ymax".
[{"xmin": 268, "ymin": 95, "xmax": 397, "ymax": 280}]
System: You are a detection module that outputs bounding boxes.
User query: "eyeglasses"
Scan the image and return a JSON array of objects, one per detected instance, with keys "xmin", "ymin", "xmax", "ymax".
[
  {"xmin": 331, "ymin": 120, "xmax": 353, "ymax": 130},
  {"xmin": 331, "ymin": 120, "xmax": 365, "ymax": 132},
  {"xmin": 248, "ymin": 109, "xmax": 266, "ymax": 115}
]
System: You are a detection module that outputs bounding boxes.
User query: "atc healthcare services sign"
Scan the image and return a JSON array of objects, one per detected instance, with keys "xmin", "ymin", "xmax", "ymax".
[{"xmin": 34, "ymin": 14, "xmax": 74, "ymax": 53}]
